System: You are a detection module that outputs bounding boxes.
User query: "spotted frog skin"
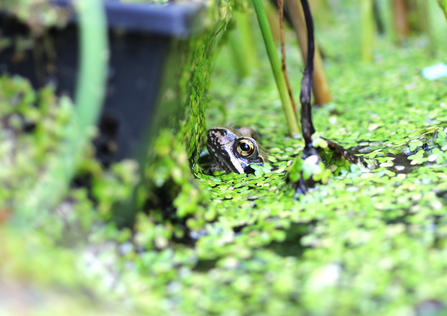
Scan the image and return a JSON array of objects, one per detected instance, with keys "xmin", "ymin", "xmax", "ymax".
[{"xmin": 206, "ymin": 125, "xmax": 268, "ymax": 174}]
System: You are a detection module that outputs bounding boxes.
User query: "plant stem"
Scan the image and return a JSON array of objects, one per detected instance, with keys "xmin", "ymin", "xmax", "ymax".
[
  {"xmin": 287, "ymin": 0, "xmax": 331, "ymax": 105},
  {"xmin": 252, "ymin": 0, "xmax": 300, "ymax": 137},
  {"xmin": 373, "ymin": 0, "xmax": 384, "ymax": 35},
  {"xmin": 416, "ymin": 0, "xmax": 435, "ymax": 53},
  {"xmin": 361, "ymin": 0, "xmax": 374, "ymax": 62},
  {"xmin": 14, "ymin": 0, "xmax": 108, "ymax": 226},
  {"xmin": 299, "ymin": 0, "xmax": 316, "ymax": 147},
  {"xmin": 228, "ymin": 29, "xmax": 250, "ymax": 78},
  {"xmin": 278, "ymin": 0, "xmax": 298, "ymax": 119},
  {"xmin": 392, "ymin": 0, "xmax": 410, "ymax": 44},
  {"xmin": 229, "ymin": 13, "xmax": 261, "ymax": 78},
  {"xmin": 237, "ymin": 12, "xmax": 260, "ymax": 70},
  {"xmin": 265, "ymin": 1, "xmax": 282, "ymax": 43},
  {"xmin": 439, "ymin": 0, "xmax": 447, "ymax": 19}
]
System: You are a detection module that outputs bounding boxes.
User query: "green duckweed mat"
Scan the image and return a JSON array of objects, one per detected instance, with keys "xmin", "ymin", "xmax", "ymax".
[{"xmin": 3, "ymin": 1, "xmax": 447, "ymax": 315}]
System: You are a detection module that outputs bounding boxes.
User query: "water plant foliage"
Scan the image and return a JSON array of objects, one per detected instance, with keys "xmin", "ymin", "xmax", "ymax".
[{"xmin": 1, "ymin": 0, "xmax": 447, "ymax": 315}]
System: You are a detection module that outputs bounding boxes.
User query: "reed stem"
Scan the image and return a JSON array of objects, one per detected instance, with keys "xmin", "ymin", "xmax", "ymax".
[
  {"xmin": 287, "ymin": 0, "xmax": 331, "ymax": 105},
  {"xmin": 361, "ymin": 0, "xmax": 374, "ymax": 62},
  {"xmin": 252, "ymin": 0, "xmax": 300, "ymax": 137},
  {"xmin": 14, "ymin": 0, "xmax": 108, "ymax": 226},
  {"xmin": 392, "ymin": 0, "xmax": 410, "ymax": 44},
  {"xmin": 278, "ymin": 0, "xmax": 298, "ymax": 119}
]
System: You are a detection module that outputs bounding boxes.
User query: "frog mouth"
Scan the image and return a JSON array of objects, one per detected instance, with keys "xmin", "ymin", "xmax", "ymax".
[
  {"xmin": 212, "ymin": 150, "xmax": 245, "ymax": 174},
  {"xmin": 207, "ymin": 129, "xmax": 245, "ymax": 174}
]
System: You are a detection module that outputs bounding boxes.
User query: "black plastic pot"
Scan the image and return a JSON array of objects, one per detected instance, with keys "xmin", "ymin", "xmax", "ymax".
[{"xmin": 0, "ymin": 0, "xmax": 207, "ymax": 166}]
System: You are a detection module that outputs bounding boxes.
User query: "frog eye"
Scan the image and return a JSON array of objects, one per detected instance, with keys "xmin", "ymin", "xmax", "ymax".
[{"xmin": 236, "ymin": 139, "xmax": 256, "ymax": 158}]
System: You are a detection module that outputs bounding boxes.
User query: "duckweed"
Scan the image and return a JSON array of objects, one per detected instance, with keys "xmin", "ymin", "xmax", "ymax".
[{"xmin": 3, "ymin": 1, "xmax": 447, "ymax": 315}]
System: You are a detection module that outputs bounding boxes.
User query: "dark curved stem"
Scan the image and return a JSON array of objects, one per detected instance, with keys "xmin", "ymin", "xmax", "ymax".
[
  {"xmin": 299, "ymin": 0, "xmax": 316, "ymax": 148},
  {"xmin": 289, "ymin": 0, "xmax": 366, "ymax": 198},
  {"xmin": 373, "ymin": 0, "xmax": 384, "ymax": 34}
]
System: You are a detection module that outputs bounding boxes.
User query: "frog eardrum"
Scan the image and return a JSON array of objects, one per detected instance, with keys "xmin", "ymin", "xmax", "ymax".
[{"xmin": 207, "ymin": 126, "xmax": 268, "ymax": 174}]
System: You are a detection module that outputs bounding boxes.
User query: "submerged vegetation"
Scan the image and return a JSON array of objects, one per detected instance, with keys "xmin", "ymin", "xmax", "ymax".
[{"xmin": 2, "ymin": 0, "xmax": 447, "ymax": 315}]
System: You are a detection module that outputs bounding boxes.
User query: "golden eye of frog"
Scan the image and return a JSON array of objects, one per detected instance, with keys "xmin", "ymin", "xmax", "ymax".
[{"xmin": 207, "ymin": 125, "xmax": 268, "ymax": 174}]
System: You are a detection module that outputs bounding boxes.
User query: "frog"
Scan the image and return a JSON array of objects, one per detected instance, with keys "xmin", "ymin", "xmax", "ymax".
[{"xmin": 206, "ymin": 125, "xmax": 268, "ymax": 174}]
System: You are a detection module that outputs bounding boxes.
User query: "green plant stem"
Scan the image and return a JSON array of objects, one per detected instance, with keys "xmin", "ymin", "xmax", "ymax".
[
  {"xmin": 252, "ymin": 0, "xmax": 300, "ymax": 137},
  {"xmin": 74, "ymin": 1, "xmax": 108, "ymax": 134},
  {"xmin": 361, "ymin": 0, "xmax": 374, "ymax": 62},
  {"xmin": 228, "ymin": 28, "xmax": 250, "ymax": 78},
  {"xmin": 439, "ymin": 0, "xmax": 447, "ymax": 20},
  {"xmin": 14, "ymin": 0, "xmax": 108, "ymax": 226},
  {"xmin": 417, "ymin": 0, "xmax": 434, "ymax": 53},
  {"xmin": 237, "ymin": 12, "xmax": 260, "ymax": 70}
]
